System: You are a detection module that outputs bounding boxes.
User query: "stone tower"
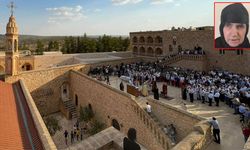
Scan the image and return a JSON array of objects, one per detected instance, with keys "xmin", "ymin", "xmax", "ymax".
[{"xmin": 5, "ymin": 14, "xmax": 19, "ymax": 76}]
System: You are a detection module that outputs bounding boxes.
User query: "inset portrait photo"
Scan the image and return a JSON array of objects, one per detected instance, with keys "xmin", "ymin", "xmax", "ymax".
[{"xmin": 214, "ymin": 2, "xmax": 250, "ymax": 49}]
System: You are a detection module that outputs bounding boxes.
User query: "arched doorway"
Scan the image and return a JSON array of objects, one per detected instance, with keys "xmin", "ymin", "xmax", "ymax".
[
  {"xmin": 21, "ymin": 63, "xmax": 32, "ymax": 71},
  {"xmin": 139, "ymin": 47, "xmax": 145, "ymax": 55},
  {"xmin": 133, "ymin": 46, "xmax": 138, "ymax": 54},
  {"xmin": 61, "ymin": 82, "xmax": 69, "ymax": 101},
  {"xmin": 75, "ymin": 94, "xmax": 78, "ymax": 106},
  {"xmin": 156, "ymin": 48, "xmax": 163, "ymax": 55},
  {"xmin": 147, "ymin": 47, "xmax": 154, "ymax": 56},
  {"xmin": 112, "ymin": 119, "xmax": 120, "ymax": 131}
]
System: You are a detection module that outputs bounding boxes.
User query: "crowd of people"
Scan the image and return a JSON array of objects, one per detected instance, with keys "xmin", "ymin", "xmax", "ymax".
[
  {"xmin": 64, "ymin": 120, "xmax": 86, "ymax": 146},
  {"xmin": 88, "ymin": 57, "xmax": 250, "ymax": 144}
]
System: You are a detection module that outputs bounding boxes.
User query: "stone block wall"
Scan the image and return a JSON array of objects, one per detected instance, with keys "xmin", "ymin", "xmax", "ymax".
[
  {"xmin": 19, "ymin": 80, "xmax": 57, "ymax": 149},
  {"xmin": 69, "ymin": 70, "xmax": 167, "ymax": 150},
  {"xmin": 34, "ymin": 55, "xmax": 79, "ymax": 69},
  {"xmin": 5, "ymin": 64, "xmax": 85, "ymax": 116},
  {"xmin": 147, "ymin": 99, "xmax": 202, "ymax": 142},
  {"xmin": 169, "ymin": 55, "xmax": 208, "ymax": 71}
]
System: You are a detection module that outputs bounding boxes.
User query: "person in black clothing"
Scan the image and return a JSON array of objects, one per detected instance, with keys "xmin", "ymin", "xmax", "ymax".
[
  {"xmin": 120, "ymin": 81, "xmax": 124, "ymax": 91},
  {"xmin": 182, "ymin": 87, "xmax": 187, "ymax": 100},
  {"xmin": 215, "ymin": 3, "xmax": 250, "ymax": 48},
  {"xmin": 64, "ymin": 130, "xmax": 68, "ymax": 145},
  {"xmin": 70, "ymin": 130, "xmax": 74, "ymax": 143},
  {"xmin": 123, "ymin": 128, "xmax": 141, "ymax": 150}
]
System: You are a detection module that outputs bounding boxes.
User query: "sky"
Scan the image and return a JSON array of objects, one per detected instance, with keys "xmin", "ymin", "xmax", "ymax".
[{"xmin": 0, "ymin": 0, "xmax": 248, "ymax": 36}]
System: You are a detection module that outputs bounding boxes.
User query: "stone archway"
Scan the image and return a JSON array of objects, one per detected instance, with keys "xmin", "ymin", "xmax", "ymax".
[
  {"xmin": 21, "ymin": 63, "xmax": 32, "ymax": 71},
  {"xmin": 133, "ymin": 37, "xmax": 138, "ymax": 43},
  {"xmin": 133, "ymin": 46, "xmax": 138, "ymax": 54},
  {"xmin": 147, "ymin": 36, "xmax": 153, "ymax": 43},
  {"xmin": 139, "ymin": 36, "xmax": 145, "ymax": 43},
  {"xmin": 112, "ymin": 119, "xmax": 120, "ymax": 131},
  {"xmin": 147, "ymin": 47, "xmax": 154, "ymax": 56},
  {"xmin": 155, "ymin": 36, "xmax": 163, "ymax": 44},
  {"xmin": 61, "ymin": 82, "xmax": 70, "ymax": 101},
  {"xmin": 156, "ymin": 48, "xmax": 163, "ymax": 55},
  {"xmin": 139, "ymin": 47, "xmax": 145, "ymax": 55}
]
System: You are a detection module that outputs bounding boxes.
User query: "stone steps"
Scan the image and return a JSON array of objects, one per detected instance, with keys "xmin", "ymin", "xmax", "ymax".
[{"xmin": 63, "ymin": 100, "xmax": 77, "ymax": 119}]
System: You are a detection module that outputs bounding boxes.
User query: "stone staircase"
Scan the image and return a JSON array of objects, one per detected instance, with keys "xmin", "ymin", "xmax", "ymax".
[
  {"xmin": 133, "ymin": 97, "xmax": 171, "ymax": 149},
  {"xmin": 136, "ymin": 97, "xmax": 165, "ymax": 130},
  {"xmin": 63, "ymin": 100, "xmax": 77, "ymax": 119}
]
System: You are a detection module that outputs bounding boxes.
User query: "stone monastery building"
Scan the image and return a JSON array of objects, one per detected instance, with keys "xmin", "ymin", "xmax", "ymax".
[{"xmin": 0, "ymin": 10, "xmax": 249, "ymax": 150}]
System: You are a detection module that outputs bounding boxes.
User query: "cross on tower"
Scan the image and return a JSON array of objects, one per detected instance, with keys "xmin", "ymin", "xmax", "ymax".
[{"xmin": 8, "ymin": 1, "xmax": 16, "ymax": 16}]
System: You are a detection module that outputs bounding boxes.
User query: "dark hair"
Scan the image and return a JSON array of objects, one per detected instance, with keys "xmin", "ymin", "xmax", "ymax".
[
  {"xmin": 127, "ymin": 128, "xmax": 137, "ymax": 141},
  {"xmin": 212, "ymin": 117, "xmax": 216, "ymax": 120}
]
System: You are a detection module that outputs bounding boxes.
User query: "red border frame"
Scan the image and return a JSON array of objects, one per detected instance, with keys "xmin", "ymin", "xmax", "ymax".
[{"xmin": 214, "ymin": 2, "xmax": 250, "ymax": 50}]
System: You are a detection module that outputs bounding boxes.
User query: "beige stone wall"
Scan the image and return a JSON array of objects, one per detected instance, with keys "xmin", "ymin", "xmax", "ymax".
[
  {"xmin": 147, "ymin": 99, "xmax": 202, "ymax": 142},
  {"xmin": 5, "ymin": 64, "xmax": 85, "ymax": 116},
  {"xmin": 69, "ymin": 70, "xmax": 167, "ymax": 150},
  {"xmin": 34, "ymin": 55, "xmax": 79, "ymax": 69},
  {"xmin": 208, "ymin": 50, "xmax": 250, "ymax": 75},
  {"xmin": 169, "ymin": 56, "xmax": 208, "ymax": 71},
  {"xmin": 19, "ymin": 80, "xmax": 57, "ymax": 149},
  {"xmin": 18, "ymin": 56, "xmax": 35, "ymax": 71},
  {"xmin": 131, "ymin": 29, "xmax": 250, "ymax": 75}
]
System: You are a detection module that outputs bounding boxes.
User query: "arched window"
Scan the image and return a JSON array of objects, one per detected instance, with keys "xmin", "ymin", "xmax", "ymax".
[
  {"xmin": 169, "ymin": 45, "xmax": 173, "ymax": 52},
  {"xmin": 147, "ymin": 47, "xmax": 154, "ymax": 55},
  {"xmin": 155, "ymin": 36, "xmax": 163, "ymax": 43},
  {"xmin": 133, "ymin": 46, "xmax": 138, "ymax": 53},
  {"xmin": 139, "ymin": 47, "xmax": 145, "ymax": 54},
  {"xmin": 147, "ymin": 36, "xmax": 153, "ymax": 43},
  {"xmin": 139, "ymin": 36, "xmax": 145, "ymax": 43},
  {"xmin": 132, "ymin": 37, "xmax": 138, "ymax": 43},
  {"xmin": 156, "ymin": 48, "xmax": 163, "ymax": 55}
]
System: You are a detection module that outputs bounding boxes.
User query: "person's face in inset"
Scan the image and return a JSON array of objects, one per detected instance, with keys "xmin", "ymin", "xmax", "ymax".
[{"xmin": 223, "ymin": 23, "xmax": 247, "ymax": 47}]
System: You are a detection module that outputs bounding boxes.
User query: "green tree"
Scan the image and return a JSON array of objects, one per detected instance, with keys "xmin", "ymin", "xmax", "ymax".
[{"xmin": 36, "ymin": 40, "xmax": 44, "ymax": 55}]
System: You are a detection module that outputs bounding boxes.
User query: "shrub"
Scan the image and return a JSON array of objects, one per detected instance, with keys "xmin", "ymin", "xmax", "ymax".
[
  {"xmin": 45, "ymin": 116, "xmax": 62, "ymax": 136},
  {"xmin": 79, "ymin": 105, "xmax": 94, "ymax": 122},
  {"xmin": 88, "ymin": 120, "xmax": 106, "ymax": 135}
]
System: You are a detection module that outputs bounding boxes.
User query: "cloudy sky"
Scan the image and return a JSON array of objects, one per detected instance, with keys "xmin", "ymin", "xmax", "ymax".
[{"xmin": 0, "ymin": 0, "xmax": 248, "ymax": 36}]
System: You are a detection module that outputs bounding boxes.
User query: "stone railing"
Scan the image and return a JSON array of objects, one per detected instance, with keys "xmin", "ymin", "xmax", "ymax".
[
  {"xmin": 19, "ymin": 79, "xmax": 57, "ymax": 150},
  {"xmin": 171, "ymin": 120, "xmax": 212, "ymax": 150},
  {"xmin": 160, "ymin": 54, "xmax": 206, "ymax": 66},
  {"xmin": 145, "ymin": 98, "xmax": 212, "ymax": 150},
  {"xmin": 131, "ymin": 99, "xmax": 172, "ymax": 149}
]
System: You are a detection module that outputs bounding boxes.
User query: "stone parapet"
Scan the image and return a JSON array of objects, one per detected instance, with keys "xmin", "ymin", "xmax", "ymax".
[{"xmin": 19, "ymin": 79, "xmax": 57, "ymax": 150}]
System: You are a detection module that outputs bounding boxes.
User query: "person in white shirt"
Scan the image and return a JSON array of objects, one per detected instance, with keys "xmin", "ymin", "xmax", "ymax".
[
  {"xmin": 208, "ymin": 117, "xmax": 221, "ymax": 144},
  {"xmin": 208, "ymin": 92, "xmax": 214, "ymax": 106},
  {"xmin": 146, "ymin": 102, "xmax": 152, "ymax": 114},
  {"xmin": 214, "ymin": 91, "xmax": 220, "ymax": 106}
]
